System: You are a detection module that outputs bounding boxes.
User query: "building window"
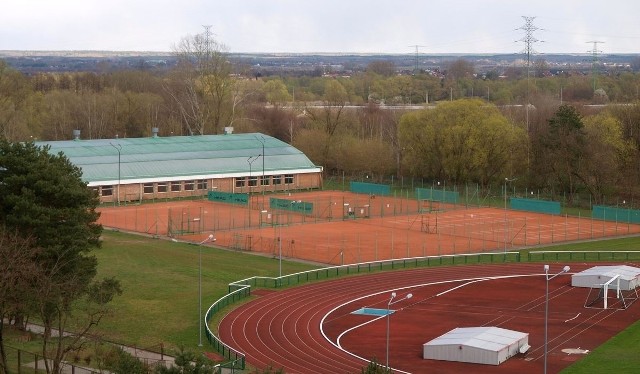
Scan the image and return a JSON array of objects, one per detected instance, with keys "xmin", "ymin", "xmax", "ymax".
[
  {"xmin": 171, "ymin": 181, "xmax": 181, "ymax": 192},
  {"xmin": 197, "ymin": 179, "xmax": 208, "ymax": 190},
  {"xmin": 248, "ymin": 176, "xmax": 258, "ymax": 187},
  {"xmin": 273, "ymin": 175, "xmax": 282, "ymax": 185},
  {"xmin": 157, "ymin": 183, "xmax": 168, "ymax": 193},
  {"xmin": 143, "ymin": 183, "xmax": 154, "ymax": 194},
  {"xmin": 101, "ymin": 186, "xmax": 113, "ymax": 196},
  {"xmin": 184, "ymin": 180, "xmax": 195, "ymax": 191},
  {"xmin": 235, "ymin": 178, "xmax": 245, "ymax": 188},
  {"xmin": 261, "ymin": 176, "xmax": 270, "ymax": 186},
  {"xmin": 284, "ymin": 174, "xmax": 294, "ymax": 184}
]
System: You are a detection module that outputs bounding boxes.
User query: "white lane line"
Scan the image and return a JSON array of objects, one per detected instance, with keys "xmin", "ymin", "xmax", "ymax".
[{"xmin": 565, "ymin": 312, "xmax": 581, "ymax": 322}]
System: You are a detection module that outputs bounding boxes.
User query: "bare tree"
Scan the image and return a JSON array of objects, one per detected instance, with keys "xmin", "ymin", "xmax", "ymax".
[{"xmin": 167, "ymin": 27, "xmax": 234, "ymax": 135}]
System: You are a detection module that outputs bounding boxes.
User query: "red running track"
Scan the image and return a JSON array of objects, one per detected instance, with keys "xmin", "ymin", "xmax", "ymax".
[{"xmin": 217, "ymin": 263, "xmax": 640, "ymax": 374}]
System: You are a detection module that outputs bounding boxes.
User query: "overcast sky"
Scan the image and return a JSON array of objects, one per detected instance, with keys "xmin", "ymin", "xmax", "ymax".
[{"xmin": 1, "ymin": 0, "xmax": 638, "ymax": 54}]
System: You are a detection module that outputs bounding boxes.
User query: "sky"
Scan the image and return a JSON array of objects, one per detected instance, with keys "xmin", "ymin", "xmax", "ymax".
[{"xmin": 1, "ymin": 0, "xmax": 639, "ymax": 54}]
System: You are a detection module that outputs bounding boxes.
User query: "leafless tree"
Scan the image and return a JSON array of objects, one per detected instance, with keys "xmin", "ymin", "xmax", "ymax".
[{"xmin": 166, "ymin": 27, "xmax": 234, "ymax": 135}]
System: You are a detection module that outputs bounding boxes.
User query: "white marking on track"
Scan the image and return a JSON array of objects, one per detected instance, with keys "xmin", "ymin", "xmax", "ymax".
[{"xmin": 564, "ymin": 312, "xmax": 581, "ymax": 322}]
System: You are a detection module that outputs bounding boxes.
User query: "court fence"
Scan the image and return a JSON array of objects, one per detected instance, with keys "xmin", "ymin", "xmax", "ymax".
[{"xmin": 593, "ymin": 205, "xmax": 640, "ymax": 224}]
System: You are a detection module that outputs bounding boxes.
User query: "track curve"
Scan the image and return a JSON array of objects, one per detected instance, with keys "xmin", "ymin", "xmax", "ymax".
[{"xmin": 217, "ymin": 262, "xmax": 639, "ymax": 373}]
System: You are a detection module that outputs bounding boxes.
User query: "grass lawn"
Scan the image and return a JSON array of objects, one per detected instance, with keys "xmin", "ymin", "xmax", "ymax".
[
  {"xmin": 90, "ymin": 229, "xmax": 318, "ymax": 353},
  {"xmin": 560, "ymin": 319, "xmax": 640, "ymax": 373}
]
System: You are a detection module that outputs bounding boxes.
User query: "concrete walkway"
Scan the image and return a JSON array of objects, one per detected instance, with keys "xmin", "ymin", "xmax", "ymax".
[{"xmin": 5, "ymin": 319, "xmax": 175, "ymax": 372}]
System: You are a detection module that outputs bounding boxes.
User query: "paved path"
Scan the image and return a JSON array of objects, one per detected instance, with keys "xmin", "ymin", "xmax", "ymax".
[{"xmin": 5, "ymin": 319, "xmax": 176, "ymax": 372}]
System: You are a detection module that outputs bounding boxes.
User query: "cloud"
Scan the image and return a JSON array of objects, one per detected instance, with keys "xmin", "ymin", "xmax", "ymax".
[{"xmin": 1, "ymin": 0, "xmax": 638, "ymax": 53}]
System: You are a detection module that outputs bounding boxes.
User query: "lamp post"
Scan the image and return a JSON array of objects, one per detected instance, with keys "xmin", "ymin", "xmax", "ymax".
[
  {"xmin": 247, "ymin": 155, "xmax": 260, "ymax": 189},
  {"xmin": 247, "ymin": 156, "xmax": 260, "ymax": 228},
  {"xmin": 110, "ymin": 142, "xmax": 122, "ymax": 205},
  {"xmin": 278, "ymin": 228, "xmax": 282, "ymax": 278},
  {"xmin": 255, "ymin": 135, "xmax": 266, "ymax": 207},
  {"xmin": 199, "ymin": 234, "xmax": 216, "ymax": 346},
  {"xmin": 386, "ymin": 292, "xmax": 413, "ymax": 370},
  {"xmin": 544, "ymin": 264, "xmax": 570, "ymax": 374},
  {"xmin": 504, "ymin": 177, "xmax": 517, "ymax": 252}
]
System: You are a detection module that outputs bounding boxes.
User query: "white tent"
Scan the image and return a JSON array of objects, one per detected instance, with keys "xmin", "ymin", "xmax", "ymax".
[
  {"xmin": 423, "ymin": 327, "xmax": 529, "ymax": 366},
  {"xmin": 571, "ymin": 265, "xmax": 640, "ymax": 291}
]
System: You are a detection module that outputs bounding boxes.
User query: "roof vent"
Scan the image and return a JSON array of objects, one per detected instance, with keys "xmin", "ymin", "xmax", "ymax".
[
  {"xmin": 152, "ymin": 127, "xmax": 159, "ymax": 138},
  {"xmin": 72, "ymin": 129, "xmax": 81, "ymax": 141}
]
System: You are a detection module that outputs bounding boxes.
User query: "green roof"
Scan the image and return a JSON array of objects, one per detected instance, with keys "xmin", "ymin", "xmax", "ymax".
[{"xmin": 36, "ymin": 133, "xmax": 321, "ymax": 185}]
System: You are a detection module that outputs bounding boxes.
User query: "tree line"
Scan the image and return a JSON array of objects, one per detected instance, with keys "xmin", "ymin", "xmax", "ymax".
[{"xmin": 2, "ymin": 30, "xmax": 640, "ymax": 206}]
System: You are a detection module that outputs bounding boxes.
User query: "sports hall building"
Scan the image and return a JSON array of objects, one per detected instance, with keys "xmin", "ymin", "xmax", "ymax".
[{"xmin": 37, "ymin": 130, "xmax": 323, "ymax": 204}]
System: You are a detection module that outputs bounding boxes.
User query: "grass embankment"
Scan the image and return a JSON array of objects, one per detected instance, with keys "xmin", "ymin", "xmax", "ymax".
[{"xmin": 91, "ymin": 230, "xmax": 318, "ymax": 352}]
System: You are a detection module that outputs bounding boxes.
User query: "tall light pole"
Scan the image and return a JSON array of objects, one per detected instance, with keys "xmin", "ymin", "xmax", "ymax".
[
  {"xmin": 199, "ymin": 234, "xmax": 216, "ymax": 346},
  {"xmin": 504, "ymin": 177, "xmax": 517, "ymax": 252},
  {"xmin": 247, "ymin": 155, "xmax": 260, "ymax": 189},
  {"xmin": 278, "ymin": 229, "xmax": 282, "ymax": 278},
  {"xmin": 386, "ymin": 292, "xmax": 413, "ymax": 370},
  {"xmin": 255, "ymin": 135, "xmax": 266, "ymax": 207},
  {"xmin": 544, "ymin": 264, "xmax": 570, "ymax": 374},
  {"xmin": 110, "ymin": 142, "xmax": 122, "ymax": 205}
]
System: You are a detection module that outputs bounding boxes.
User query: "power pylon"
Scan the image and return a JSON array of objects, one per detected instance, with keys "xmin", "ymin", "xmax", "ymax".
[
  {"xmin": 517, "ymin": 16, "xmax": 542, "ymax": 132},
  {"xmin": 408, "ymin": 45, "xmax": 426, "ymax": 74},
  {"xmin": 587, "ymin": 41, "xmax": 604, "ymax": 91},
  {"xmin": 517, "ymin": 16, "xmax": 542, "ymax": 70}
]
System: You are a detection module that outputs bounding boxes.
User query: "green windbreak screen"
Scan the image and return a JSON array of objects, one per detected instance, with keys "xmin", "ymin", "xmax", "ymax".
[
  {"xmin": 350, "ymin": 181, "xmax": 391, "ymax": 196},
  {"xmin": 270, "ymin": 197, "xmax": 313, "ymax": 214},
  {"xmin": 510, "ymin": 198, "xmax": 561, "ymax": 215},
  {"xmin": 415, "ymin": 187, "xmax": 459, "ymax": 203},
  {"xmin": 207, "ymin": 191, "xmax": 249, "ymax": 205},
  {"xmin": 593, "ymin": 205, "xmax": 640, "ymax": 223}
]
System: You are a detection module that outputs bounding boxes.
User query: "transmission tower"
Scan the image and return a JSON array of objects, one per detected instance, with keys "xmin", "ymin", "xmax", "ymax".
[
  {"xmin": 517, "ymin": 16, "xmax": 542, "ymax": 76},
  {"xmin": 517, "ymin": 16, "xmax": 542, "ymax": 132},
  {"xmin": 587, "ymin": 41, "xmax": 604, "ymax": 91},
  {"xmin": 408, "ymin": 45, "xmax": 426, "ymax": 74},
  {"xmin": 203, "ymin": 25, "xmax": 213, "ymax": 59}
]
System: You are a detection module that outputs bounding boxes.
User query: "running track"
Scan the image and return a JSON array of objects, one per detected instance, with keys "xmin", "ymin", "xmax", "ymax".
[{"xmin": 217, "ymin": 263, "xmax": 640, "ymax": 374}]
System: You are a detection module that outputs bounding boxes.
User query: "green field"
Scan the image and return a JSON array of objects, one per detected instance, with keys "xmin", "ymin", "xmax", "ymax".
[
  {"xmin": 91, "ymin": 230, "xmax": 319, "ymax": 351},
  {"xmin": 5, "ymin": 229, "xmax": 640, "ymax": 372}
]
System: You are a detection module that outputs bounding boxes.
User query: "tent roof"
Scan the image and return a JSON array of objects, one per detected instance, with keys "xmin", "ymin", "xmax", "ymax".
[
  {"xmin": 573, "ymin": 265, "xmax": 640, "ymax": 282},
  {"xmin": 424, "ymin": 327, "xmax": 527, "ymax": 352}
]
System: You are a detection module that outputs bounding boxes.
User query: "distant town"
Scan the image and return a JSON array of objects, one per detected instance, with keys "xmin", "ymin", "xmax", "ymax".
[{"xmin": 2, "ymin": 50, "xmax": 639, "ymax": 76}]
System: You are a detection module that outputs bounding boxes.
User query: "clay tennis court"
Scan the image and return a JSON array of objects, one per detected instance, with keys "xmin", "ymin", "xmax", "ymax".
[
  {"xmin": 98, "ymin": 190, "xmax": 640, "ymax": 264},
  {"xmin": 217, "ymin": 262, "xmax": 640, "ymax": 373}
]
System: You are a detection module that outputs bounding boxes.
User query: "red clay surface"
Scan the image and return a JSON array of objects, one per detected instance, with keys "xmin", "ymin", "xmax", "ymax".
[
  {"xmin": 217, "ymin": 262, "xmax": 640, "ymax": 374},
  {"xmin": 98, "ymin": 191, "xmax": 640, "ymax": 265}
]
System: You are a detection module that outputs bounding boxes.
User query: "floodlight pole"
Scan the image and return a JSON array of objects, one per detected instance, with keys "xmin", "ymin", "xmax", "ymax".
[
  {"xmin": 247, "ymin": 155, "xmax": 260, "ymax": 227},
  {"xmin": 544, "ymin": 264, "xmax": 570, "ymax": 374},
  {"xmin": 504, "ymin": 177, "xmax": 516, "ymax": 252},
  {"xmin": 256, "ymin": 135, "xmax": 266, "ymax": 208},
  {"xmin": 247, "ymin": 155, "xmax": 260, "ymax": 189},
  {"xmin": 386, "ymin": 292, "xmax": 413, "ymax": 371},
  {"xmin": 110, "ymin": 142, "xmax": 122, "ymax": 205},
  {"xmin": 278, "ymin": 227, "xmax": 282, "ymax": 278},
  {"xmin": 199, "ymin": 234, "xmax": 216, "ymax": 346}
]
